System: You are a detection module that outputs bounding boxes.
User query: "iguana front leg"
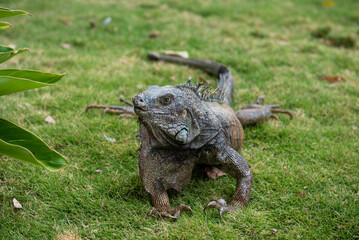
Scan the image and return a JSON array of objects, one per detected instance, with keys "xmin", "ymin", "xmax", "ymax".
[
  {"xmin": 204, "ymin": 146, "xmax": 253, "ymax": 220},
  {"xmin": 150, "ymin": 191, "xmax": 192, "ymax": 220},
  {"xmin": 236, "ymin": 96, "xmax": 293, "ymax": 126},
  {"xmin": 139, "ymin": 145, "xmax": 196, "ymax": 221}
]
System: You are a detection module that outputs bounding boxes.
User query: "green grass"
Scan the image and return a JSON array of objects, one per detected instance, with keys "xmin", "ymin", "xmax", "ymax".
[{"xmin": 1, "ymin": 0, "xmax": 358, "ymax": 239}]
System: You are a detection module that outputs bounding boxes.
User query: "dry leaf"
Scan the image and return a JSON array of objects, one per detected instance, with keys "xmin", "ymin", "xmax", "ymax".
[
  {"xmin": 324, "ymin": 40, "xmax": 333, "ymax": 46},
  {"xmin": 162, "ymin": 50, "xmax": 189, "ymax": 58},
  {"xmin": 61, "ymin": 43, "xmax": 72, "ymax": 49},
  {"xmin": 95, "ymin": 170, "xmax": 103, "ymax": 173},
  {"xmin": 13, "ymin": 198, "xmax": 23, "ymax": 209},
  {"xmin": 148, "ymin": 32, "xmax": 159, "ymax": 38},
  {"xmin": 320, "ymin": 75, "xmax": 346, "ymax": 84},
  {"xmin": 56, "ymin": 231, "xmax": 82, "ymax": 240},
  {"xmin": 90, "ymin": 21, "xmax": 96, "ymax": 29},
  {"xmin": 60, "ymin": 17, "xmax": 73, "ymax": 26},
  {"xmin": 278, "ymin": 40, "xmax": 288, "ymax": 46},
  {"xmin": 322, "ymin": 1, "xmax": 335, "ymax": 8},
  {"xmin": 205, "ymin": 166, "xmax": 226, "ymax": 180},
  {"xmin": 272, "ymin": 229, "xmax": 278, "ymax": 234},
  {"xmin": 344, "ymin": 69, "xmax": 352, "ymax": 77},
  {"xmin": 295, "ymin": 191, "xmax": 306, "ymax": 198},
  {"xmin": 44, "ymin": 116, "xmax": 56, "ymax": 124},
  {"xmin": 198, "ymin": 77, "xmax": 209, "ymax": 84}
]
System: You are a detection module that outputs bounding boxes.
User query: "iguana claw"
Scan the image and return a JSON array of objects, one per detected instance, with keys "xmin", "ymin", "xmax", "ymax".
[
  {"xmin": 204, "ymin": 199, "xmax": 237, "ymax": 220},
  {"xmin": 149, "ymin": 204, "xmax": 193, "ymax": 221},
  {"xmin": 236, "ymin": 96, "xmax": 293, "ymax": 126}
]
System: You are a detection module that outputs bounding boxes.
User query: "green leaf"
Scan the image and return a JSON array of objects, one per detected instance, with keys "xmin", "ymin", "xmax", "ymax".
[
  {"xmin": 0, "ymin": 69, "xmax": 65, "ymax": 96},
  {"xmin": 0, "ymin": 118, "xmax": 68, "ymax": 171},
  {"xmin": 0, "ymin": 7, "xmax": 31, "ymax": 19},
  {"xmin": 0, "ymin": 45, "xmax": 29, "ymax": 64},
  {"xmin": 0, "ymin": 21, "xmax": 12, "ymax": 30}
]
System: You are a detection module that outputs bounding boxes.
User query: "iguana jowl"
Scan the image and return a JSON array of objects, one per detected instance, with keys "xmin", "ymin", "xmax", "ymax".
[{"xmin": 87, "ymin": 52, "xmax": 292, "ymax": 220}]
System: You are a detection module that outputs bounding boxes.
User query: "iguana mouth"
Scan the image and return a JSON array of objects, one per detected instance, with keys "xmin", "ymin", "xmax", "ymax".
[
  {"xmin": 134, "ymin": 107, "xmax": 169, "ymax": 115},
  {"xmin": 134, "ymin": 106, "xmax": 147, "ymax": 112},
  {"xmin": 174, "ymin": 127, "xmax": 189, "ymax": 143}
]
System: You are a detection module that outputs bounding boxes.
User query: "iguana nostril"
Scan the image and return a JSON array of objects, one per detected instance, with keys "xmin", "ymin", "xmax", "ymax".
[{"xmin": 133, "ymin": 95, "xmax": 147, "ymax": 108}]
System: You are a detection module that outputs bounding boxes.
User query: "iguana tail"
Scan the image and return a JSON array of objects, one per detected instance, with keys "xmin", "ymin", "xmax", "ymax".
[{"xmin": 148, "ymin": 52, "xmax": 234, "ymax": 105}]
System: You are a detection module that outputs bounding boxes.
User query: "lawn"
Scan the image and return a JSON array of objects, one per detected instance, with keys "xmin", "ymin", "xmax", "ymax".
[{"xmin": 1, "ymin": 0, "xmax": 358, "ymax": 239}]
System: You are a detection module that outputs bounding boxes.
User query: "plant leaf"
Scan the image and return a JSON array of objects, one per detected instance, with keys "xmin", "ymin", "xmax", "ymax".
[
  {"xmin": 0, "ymin": 69, "xmax": 65, "ymax": 96},
  {"xmin": 0, "ymin": 45, "xmax": 29, "ymax": 64},
  {"xmin": 0, "ymin": 118, "xmax": 68, "ymax": 171},
  {"xmin": 0, "ymin": 21, "xmax": 12, "ymax": 30},
  {"xmin": 0, "ymin": 7, "xmax": 31, "ymax": 19}
]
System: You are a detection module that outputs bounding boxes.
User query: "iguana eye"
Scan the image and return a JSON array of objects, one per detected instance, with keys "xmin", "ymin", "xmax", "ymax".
[{"xmin": 159, "ymin": 94, "xmax": 173, "ymax": 105}]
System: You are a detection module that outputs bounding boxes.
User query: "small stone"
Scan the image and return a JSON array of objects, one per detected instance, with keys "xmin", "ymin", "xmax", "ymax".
[{"xmin": 102, "ymin": 17, "xmax": 112, "ymax": 26}]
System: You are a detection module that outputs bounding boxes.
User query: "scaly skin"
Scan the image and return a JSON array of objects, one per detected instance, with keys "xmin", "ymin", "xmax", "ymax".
[
  {"xmin": 86, "ymin": 52, "xmax": 292, "ymax": 220},
  {"xmin": 134, "ymin": 83, "xmax": 251, "ymax": 219}
]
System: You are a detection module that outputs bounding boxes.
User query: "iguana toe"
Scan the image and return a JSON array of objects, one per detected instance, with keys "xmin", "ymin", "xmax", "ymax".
[
  {"xmin": 204, "ymin": 199, "xmax": 237, "ymax": 220},
  {"xmin": 150, "ymin": 207, "xmax": 180, "ymax": 220},
  {"xmin": 236, "ymin": 96, "xmax": 293, "ymax": 126},
  {"xmin": 178, "ymin": 204, "xmax": 193, "ymax": 216},
  {"xmin": 149, "ymin": 204, "xmax": 193, "ymax": 220}
]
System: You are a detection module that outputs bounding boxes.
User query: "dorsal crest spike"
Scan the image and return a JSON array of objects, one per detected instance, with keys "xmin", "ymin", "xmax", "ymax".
[
  {"xmin": 176, "ymin": 79, "xmax": 224, "ymax": 103},
  {"xmin": 200, "ymin": 87, "xmax": 207, "ymax": 95},
  {"xmin": 187, "ymin": 77, "xmax": 192, "ymax": 86},
  {"xmin": 194, "ymin": 83, "xmax": 203, "ymax": 91}
]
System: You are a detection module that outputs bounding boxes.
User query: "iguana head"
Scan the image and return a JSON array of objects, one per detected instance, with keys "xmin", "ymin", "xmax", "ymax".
[{"xmin": 132, "ymin": 84, "xmax": 202, "ymax": 146}]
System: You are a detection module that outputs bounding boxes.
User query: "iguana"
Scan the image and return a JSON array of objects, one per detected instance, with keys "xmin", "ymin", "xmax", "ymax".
[{"xmin": 86, "ymin": 52, "xmax": 292, "ymax": 220}]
